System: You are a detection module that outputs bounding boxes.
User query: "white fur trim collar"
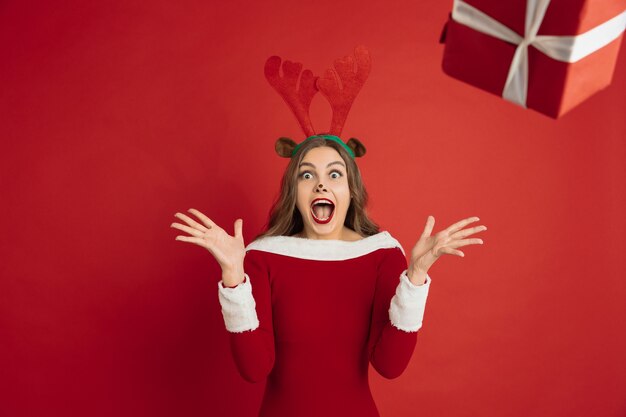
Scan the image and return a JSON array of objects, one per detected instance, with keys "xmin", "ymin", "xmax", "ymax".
[{"xmin": 245, "ymin": 231, "xmax": 404, "ymax": 261}]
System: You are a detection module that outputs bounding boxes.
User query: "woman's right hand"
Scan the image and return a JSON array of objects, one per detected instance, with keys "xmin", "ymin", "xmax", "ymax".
[{"xmin": 171, "ymin": 208, "xmax": 245, "ymax": 286}]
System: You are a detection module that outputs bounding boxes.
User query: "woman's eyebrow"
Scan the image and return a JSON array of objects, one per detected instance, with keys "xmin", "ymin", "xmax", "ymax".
[{"xmin": 299, "ymin": 161, "xmax": 346, "ymax": 169}]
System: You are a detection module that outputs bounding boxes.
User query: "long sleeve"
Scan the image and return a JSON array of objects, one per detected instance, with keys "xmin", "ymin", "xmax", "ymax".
[
  {"xmin": 367, "ymin": 247, "xmax": 431, "ymax": 379},
  {"xmin": 217, "ymin": 250, "xmax": 275, "ymax": 383}
]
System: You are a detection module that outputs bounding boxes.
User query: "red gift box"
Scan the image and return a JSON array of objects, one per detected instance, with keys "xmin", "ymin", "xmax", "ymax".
[{"xmin": 440, "ymin": 0, "xmax": 626, "ymax": 118}]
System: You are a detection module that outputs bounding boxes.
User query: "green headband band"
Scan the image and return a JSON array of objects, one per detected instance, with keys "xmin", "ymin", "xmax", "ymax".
[{"xmin": 291, "ymin": 135, "xmax": 355, "ymax": 158}]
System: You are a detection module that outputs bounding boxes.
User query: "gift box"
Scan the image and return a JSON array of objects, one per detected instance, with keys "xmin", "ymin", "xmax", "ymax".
[{"xmin": 440, "ymin": 0, "xmax": 626, "ymax": 118}]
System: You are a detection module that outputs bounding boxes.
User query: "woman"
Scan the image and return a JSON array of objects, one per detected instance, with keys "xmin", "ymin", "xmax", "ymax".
[{"xmin": 170, "ymin": 134, "xmax": 486, "ymax": 417}]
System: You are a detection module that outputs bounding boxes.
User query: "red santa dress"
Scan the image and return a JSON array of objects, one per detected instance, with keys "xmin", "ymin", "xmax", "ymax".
[{"xmin": 217, "ymin": 231, "xmax": 431, "ymax": 417}]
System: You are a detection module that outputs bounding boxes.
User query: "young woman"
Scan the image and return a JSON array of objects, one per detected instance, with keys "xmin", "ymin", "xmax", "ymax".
[
  {"xmin": 170, "ymin": 48, "xmax": 486, "ymax": 417},
  {"xmin": 172, "ymin": 138, "xmax": 486, "ymax": 417}
]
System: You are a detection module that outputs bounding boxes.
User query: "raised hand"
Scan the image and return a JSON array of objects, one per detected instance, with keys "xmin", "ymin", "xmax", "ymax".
[
  {"xmin": 408, "ymin": 216, "xmax": 487, "ymax": 285},
  {"xmin": 171, "ymin": 209, "xmax": 245, "ymax": 286}
]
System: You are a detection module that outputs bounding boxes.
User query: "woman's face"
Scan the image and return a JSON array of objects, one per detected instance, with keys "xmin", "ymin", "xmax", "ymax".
[{"xmin": 295, "ymin": 146, "xmax": 351, "ymax": 240}]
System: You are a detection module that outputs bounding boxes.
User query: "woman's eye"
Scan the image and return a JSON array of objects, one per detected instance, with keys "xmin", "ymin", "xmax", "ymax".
[
  {"xmin": 330, "ymin": 171, "xmax": 342, "ymax": 179},
  {"xmin": 301, "ymin": 172, "xmax": 313, "ymax": 180}
]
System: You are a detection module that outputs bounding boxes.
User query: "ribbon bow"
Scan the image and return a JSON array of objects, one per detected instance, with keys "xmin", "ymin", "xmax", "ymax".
[{"xmin": 452, "ymin": 0, "xmax": 626, "ymax": 107}]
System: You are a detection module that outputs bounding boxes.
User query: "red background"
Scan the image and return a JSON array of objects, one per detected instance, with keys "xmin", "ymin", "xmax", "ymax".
[{"xmin": 1, "ymin": 1, "xmax": 625, "ymax": 416}]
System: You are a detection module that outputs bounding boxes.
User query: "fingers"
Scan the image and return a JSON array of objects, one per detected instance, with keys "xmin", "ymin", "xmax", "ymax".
[
  {"xmin": 452, "ymin": 224, "xmax": 487, "ymax": 239},
  {"xmin": 174, "ymin": 235, "xmax": 205, "ymax": 245},
  {"xmin": 188, "ymin": 208, "xmax": 217, "ymax": 228},
  {"xmin": 421, "ymin": 215, "xmax": 435, "ymax": 238},
  {"xmin": 234, "ymin": 219, "xmax": 243, "ymax": 241},
  {"xmin": 171, "ymin": 222, "xmax": 204, "ymax": 237},
  {"xmin": 444, "ymin": 216, "xmax": 480, "ymax": 235},
  {"xmin": 172, "ymin": 210, "xmax": 244, "ymax": 243},
  {"xmin": 174, "ymin": 211, "xmax": 210, "ymax": 232},
  {"xmin": 437, "ymin": 246, "xmax": 465, "ymax": 257},
  {"xmin": 447, "ymin": 238, "xmax": 483, "ymax": 249}
]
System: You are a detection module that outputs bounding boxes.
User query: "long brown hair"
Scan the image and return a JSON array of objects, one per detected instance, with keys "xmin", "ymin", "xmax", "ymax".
[{"xmin": 256, "ymin": 137, "xmax": 379, "ymax": 240}]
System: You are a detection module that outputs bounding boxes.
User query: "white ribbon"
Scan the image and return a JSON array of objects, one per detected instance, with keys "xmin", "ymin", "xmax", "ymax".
[{"xmin": 452, "ymin": 0, "xmax": 626, "ymax": 107}]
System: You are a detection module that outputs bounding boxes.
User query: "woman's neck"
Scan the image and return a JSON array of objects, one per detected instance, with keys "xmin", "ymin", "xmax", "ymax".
[{"xmin": 294, "ymin": 226, "xmax": 364, "ymax": 241}]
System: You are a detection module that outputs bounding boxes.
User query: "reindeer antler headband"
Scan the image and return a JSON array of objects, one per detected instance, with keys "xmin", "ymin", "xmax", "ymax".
[{"xmin": 265, "ymin": 45, "xmax": 371, "ymax": 158}]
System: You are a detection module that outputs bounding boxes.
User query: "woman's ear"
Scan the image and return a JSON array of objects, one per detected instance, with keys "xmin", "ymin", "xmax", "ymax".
[
  {"xmin": 275, "ymin": 137, "xmax": 298, "ymax": 158},
  {"xmin": 346, "ymin": 138, "xmax": 366, "ymax": 157}
]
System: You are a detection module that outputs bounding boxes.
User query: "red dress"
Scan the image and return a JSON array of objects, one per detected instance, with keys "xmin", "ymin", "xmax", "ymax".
[{"xmin": 218, "ymin": 231, "xmax": 431, "ymax": 417}]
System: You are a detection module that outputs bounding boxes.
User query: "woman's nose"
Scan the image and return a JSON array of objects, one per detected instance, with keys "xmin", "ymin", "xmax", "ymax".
[{"xmin": 315, "ymin": 184, "xmax": 327, "ymax": 192}]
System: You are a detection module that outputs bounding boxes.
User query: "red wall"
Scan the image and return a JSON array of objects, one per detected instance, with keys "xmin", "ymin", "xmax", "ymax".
[{"xmin": 2, "ymin": 1, "xmax": 625, "ymax": 416}]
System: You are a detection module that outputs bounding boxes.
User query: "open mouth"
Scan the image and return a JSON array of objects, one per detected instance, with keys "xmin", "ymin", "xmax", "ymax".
[{"xmin": 310, "ymin": 198, "xmax": 335, "ymax": 224}]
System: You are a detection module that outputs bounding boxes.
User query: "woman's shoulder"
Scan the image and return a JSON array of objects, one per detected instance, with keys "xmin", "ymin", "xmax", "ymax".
[{"xmin": 245, "ymin": 231, "xmax": 404, "ymax": 261}]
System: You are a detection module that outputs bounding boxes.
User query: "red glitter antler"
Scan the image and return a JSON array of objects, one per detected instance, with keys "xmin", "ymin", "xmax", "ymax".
[
  {"xmin": 264, "ymin": 56, "xmax": 319, "ymax": 138},
  {"xmin": 316, "ymin": 45, "xmax": 371, "ymax": 137}
]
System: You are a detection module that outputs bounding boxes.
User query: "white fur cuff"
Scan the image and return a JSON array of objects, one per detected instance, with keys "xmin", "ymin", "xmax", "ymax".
[
  {"xmin": 217, "ymin": 274, "xmax": 260, "ymax": 333},
  {"xmin": 389, "ymin": 270, "xmax": 431, "ymax": 332}
]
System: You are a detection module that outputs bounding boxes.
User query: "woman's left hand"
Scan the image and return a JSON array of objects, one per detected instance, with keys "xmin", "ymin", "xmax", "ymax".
[{"xmin": 408, "ymin": 216, "xmax": 487, "ymax": 285}]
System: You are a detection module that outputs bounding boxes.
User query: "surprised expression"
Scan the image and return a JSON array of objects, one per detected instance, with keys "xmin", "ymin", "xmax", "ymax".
[{"xmin": 295, "ymin": 146, "xmax": 351, "ymax": 239}]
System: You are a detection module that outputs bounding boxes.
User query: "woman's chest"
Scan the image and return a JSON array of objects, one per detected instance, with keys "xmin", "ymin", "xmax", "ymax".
[{"xmin": 267, "ymin": 257, "xmax": 379, "ymax": 342}]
